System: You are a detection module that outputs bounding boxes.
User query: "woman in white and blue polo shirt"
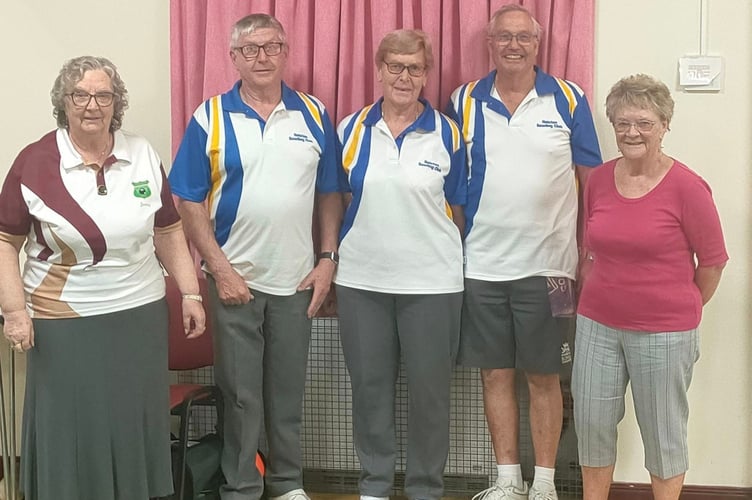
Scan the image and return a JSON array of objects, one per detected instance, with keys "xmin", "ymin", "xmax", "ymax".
[{"xmin": 335, "ymin": 29, "xmax": 467, "ymax": 500}]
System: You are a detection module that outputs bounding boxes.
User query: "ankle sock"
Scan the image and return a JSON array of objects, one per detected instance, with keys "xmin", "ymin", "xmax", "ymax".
[
  {"xmin": 532, "ymin": 465, "xmax": 556, "ymax": 489},
  {"xmin": 496, "ymin": 464, "xmax": 524, "ymax": 489}
]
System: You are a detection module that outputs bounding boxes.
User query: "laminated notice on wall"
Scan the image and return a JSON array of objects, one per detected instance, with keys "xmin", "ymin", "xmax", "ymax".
[{"xmin": 678, "ymin": 56, "xmax": 723, "ymax": 91}]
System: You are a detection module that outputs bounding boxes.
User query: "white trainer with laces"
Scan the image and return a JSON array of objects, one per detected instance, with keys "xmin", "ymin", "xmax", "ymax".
[
  {"xmin": 270, "ymin": 488, "xmax": 311, "ymax": 500},
  {"xmin": 528, "ymin": 484, "xmax": 558, "ymax": 500},
  {"xmin": 472, "ymin": 480, "xmax": 529, "ymax": 500}
]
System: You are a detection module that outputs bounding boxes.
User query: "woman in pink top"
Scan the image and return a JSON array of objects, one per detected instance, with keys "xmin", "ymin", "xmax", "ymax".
[{"xmin": 572, "ymin": 74, "xmax": 728, "ymax": 500}]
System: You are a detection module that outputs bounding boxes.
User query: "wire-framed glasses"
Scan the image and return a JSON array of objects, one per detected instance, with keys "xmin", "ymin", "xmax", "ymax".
[
  {"xmin": 490, "ymin": 31, "xmax": 537, "ymax": 46},
  {"xmin": 613, "ymin": 120, "xmax": 657, "ymax": 133},
  {"xmin": 384, "ymin": 62, "xmax": 426, "ymax": 77}
]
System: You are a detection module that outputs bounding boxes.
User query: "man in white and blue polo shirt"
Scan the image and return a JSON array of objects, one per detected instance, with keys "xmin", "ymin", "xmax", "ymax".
[
  {"xmin": 168, "ymin": 13, "xmax": 346, "ymax": 500},
  {"xmin": 446, "ymin": 5, "xmax": 601, "ymax": 500}
]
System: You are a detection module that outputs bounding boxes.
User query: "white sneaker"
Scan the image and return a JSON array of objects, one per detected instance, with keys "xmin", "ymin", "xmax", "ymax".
[
  {"xmin": 360, "ymin": 496, "xmax": 389, "ymax": 500},
  {"xmin": 472, "ymin": 480, "xmax": 529, "ymax": 500},
  {"xmin": 528, "ymin": 484, "xmax": 558, "ymax": 500},
  {"xmin": 270, "ymin": 488, "xmax": 311, "ymax": 500}
]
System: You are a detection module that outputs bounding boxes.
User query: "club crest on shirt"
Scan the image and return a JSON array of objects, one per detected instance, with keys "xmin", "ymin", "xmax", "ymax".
[{"xmin": 132, "ymin": 180, "xmax": 152, "ymax": 199}]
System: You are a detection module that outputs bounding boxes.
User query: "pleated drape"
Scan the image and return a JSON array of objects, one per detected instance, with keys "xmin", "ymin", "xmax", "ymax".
[{"xmin": 169, "ymin": 0, "xmax": 594, "ymax": 155}]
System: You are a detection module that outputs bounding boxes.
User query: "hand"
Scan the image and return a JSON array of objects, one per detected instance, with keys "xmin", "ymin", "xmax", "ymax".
[
  {"xmin": 2, "ymin": 309, "xmax": 34, "ymax": 353},
  {"xmin": 213, "ymin": 268, "xmax": 253, "ymax": 305},
  {"xmin": 181, "ymin": 298, "xmax": 207, "ymax": 339},
  {"xmin": 298, "ymin": 259, "xmax": 336, "ymax": 318},
  {"xmin": 575, "ymin": 250, "xmax": 594, "ymax": 299}
]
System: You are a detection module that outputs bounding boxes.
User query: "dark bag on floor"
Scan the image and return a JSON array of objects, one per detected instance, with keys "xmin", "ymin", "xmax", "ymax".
[{"xmin": 170, "ymin": 433, "xmax": 223, "ymax": 499}]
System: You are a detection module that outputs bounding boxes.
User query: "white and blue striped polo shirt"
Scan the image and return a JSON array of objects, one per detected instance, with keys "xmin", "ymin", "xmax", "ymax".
[
  {"xmin": 447, "ymin": 68, "xmax": 602, "ymax": 281},
  {"xmin": 335, "ymin": 98, "xmax": 466, "ymax": 294},
  {"xmin": 169, "ymin": 81, "xmax": 345, "ymax": 295}
]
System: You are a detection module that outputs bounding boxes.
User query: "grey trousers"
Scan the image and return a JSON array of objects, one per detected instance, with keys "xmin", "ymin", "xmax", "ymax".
[
  {"xmin": 572, "ymin": 315, "xmax": 700, "ymax": 479},
  {"xmin": 336, "ymin": 285, "xmax": 462, "ymax": 500},
  {"xmin": 209, "ymin": 278, "xmax": 313, "ymax": 500}
]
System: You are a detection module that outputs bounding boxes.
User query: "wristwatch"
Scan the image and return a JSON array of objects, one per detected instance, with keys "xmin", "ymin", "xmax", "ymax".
[{"xmin": 318, "ymin": 251, "xmax": 339, "ymax": 265}]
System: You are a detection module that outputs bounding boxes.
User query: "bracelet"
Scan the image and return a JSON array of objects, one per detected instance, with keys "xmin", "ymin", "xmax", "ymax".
[{"xmin": 182, "ymin": 294, "xmax": 203, "ymax": 302}]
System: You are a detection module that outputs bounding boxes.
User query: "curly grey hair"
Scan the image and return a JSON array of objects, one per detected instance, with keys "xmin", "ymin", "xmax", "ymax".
[
  {"xmin": 605, "ymin": 74, "xmax": 674, "ymax": 127},
  {"xmin": 51, "ymin": 56, "xmax": 129, "ymax": 132}
]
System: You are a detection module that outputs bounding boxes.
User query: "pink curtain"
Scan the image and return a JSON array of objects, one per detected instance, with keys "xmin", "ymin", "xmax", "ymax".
[{"xmin": 169, "ymin": 0, "xmax": 594, "ymax": 156}]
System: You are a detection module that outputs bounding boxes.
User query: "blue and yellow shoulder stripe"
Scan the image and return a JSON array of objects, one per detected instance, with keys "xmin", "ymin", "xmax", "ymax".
[
  {"xmin": 451, "ymin": 80, "xmax": 479, "ymax": 142},
  {"xmin": 341, "ymin": 105, "xmax": 373, "ymax": 174},
  {"xmin": 553, "ymin": 78, "xmax": 587, "ymax": 127}
]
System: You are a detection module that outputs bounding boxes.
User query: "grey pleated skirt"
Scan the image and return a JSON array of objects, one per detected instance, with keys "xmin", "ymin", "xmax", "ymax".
[{"xmin": 21, "ymin": 299, "xmax": 173, "ymax": 500}]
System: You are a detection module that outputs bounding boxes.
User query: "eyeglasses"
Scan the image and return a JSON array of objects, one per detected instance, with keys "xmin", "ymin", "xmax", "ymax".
[
  {"xmin": 490, "ymin": 31, "xmax": 537, "ymax": 46},
  {"xmin": 383, "ymin": 62, "xmax": 426, "ymax": 77},
  {"xmin": 67, "ymin": 91, "xmax": 116, "ymax": 107},
  {"xmin": 613, "ymin": 120, "xmax": 656, "ymax": 133},
  {"xmin": 234, "ymin": 42, "xmax": 285, "ymax": 60}
]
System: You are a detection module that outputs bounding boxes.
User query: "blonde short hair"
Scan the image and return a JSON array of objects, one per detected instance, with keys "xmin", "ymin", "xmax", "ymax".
[{"xmin": 375, "ymin": 29, "xmax": 434, "ymax": 71}]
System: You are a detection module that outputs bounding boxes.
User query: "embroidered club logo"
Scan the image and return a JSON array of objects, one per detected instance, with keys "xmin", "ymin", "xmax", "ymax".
[{"xmin": 132, "ymin": 180, "xmax": 152, "ymax": 198}]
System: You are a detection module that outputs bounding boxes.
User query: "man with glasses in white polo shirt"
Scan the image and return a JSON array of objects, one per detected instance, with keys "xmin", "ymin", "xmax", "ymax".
[
  {"xmin": 169, "ymin": 13, "xmax": 346, "ymax": 500},
  {"xmin": 447, "ymin": 5, "xmax": 601, "ymax": 500}
]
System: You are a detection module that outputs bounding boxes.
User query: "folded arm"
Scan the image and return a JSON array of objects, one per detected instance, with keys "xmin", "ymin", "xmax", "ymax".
[{"xmin": 694, "ymin": 263, "xmax": 726, "ymax": 305}]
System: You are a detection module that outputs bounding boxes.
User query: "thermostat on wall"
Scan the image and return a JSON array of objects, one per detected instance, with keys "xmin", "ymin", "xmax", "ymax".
[{"xmin": 678, "ymin": 55, "xmax": 723, "ymax": 92}]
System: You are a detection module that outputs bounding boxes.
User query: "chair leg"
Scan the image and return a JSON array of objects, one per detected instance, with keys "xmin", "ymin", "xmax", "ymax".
[{"xmin": 177, "ymin": 403, "xmax": 192, "ymax": 500}]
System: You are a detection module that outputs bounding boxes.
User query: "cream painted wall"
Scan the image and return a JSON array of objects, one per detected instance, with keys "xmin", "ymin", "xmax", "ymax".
[
  {"xmin": 0, "ymin": 0, "xmax": 171, "ymax": 174},
  {"xmin": 594, "ymin": 0, "xmax": 752, "ymax": 487},
  {"xmin": 0, "ymin": 0, "xmax": 749, "ymax": 489}
]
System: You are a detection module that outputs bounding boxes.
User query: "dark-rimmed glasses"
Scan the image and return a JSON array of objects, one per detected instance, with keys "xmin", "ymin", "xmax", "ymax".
[
  {"xmin": 234, "ymin": 42, "xmax": 285, "ymax": 60},
  {"xmin": 613, "ymin": 120, "xmax": 656, "ymax": 134},
  {"xmin": 67, "ymin": 91, "xmax": 116, "ymax": 107},
  {"xmin": 490, "ymin": 31, "xmax": 537, "ymax": 46},
  {"xmin": 384, "ymin": 62, "xmax": 426, "ymax": 77}
]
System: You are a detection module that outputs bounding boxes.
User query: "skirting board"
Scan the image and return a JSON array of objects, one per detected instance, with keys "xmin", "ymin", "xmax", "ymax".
[{"xmin": 610, "ymin": 482, "xmax": 752, "ymax": 499}]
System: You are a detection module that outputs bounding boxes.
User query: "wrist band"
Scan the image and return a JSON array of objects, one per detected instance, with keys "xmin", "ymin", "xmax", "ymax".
[{"xmin": 182, "ymin": 294, "xmax": 203, "ymax": 302}]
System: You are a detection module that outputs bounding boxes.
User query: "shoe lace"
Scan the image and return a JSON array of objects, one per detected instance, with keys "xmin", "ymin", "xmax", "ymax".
[
  {"xmin": 530, "ymin": 490, "xmax": 557, "ymax": 500},
  {"xmin": 287, "ymin": 493, "xmax": 310, "ymax": 500},
  {"xmin": 472, "ymin": 483, "xmax": 520, "ymax": 500}
]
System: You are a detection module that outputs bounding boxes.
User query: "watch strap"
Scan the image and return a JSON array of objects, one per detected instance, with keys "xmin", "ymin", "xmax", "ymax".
[{"xmin": 318, "ymin": 251, "xmax": 339, "ymax": 264}]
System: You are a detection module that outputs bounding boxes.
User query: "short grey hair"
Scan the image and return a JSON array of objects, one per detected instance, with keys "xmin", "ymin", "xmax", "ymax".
[
  {"xmin": 51, "ymin": 56, "xmax": 128, "ymax": 132},
  {"xmin": 375, "ymin": 29, "xmax": 434, "ymax": 71},
  {"xmin": 605, "ymin": 74, "xmax": 675, "ymax": 126},
  {"xmin": 230, "ymin": 13, "xmax": 286, "ymax": 48},
  {"xmin": 487, "ymin": 4, "xmax": 543, "ymax": 39}
]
